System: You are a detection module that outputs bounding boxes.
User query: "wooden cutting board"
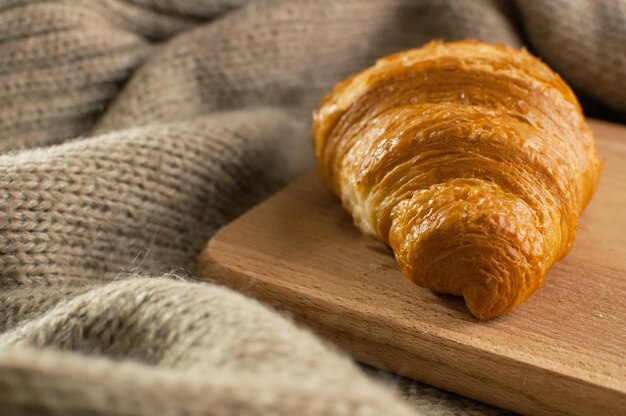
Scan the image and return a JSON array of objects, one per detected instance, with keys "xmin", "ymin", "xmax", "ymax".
[{"xmin": 199, "ymin": 119, "xmax": 626, "ymax": 416}]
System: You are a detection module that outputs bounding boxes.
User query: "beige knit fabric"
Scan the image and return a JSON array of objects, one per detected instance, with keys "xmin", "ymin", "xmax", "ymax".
[{"xmin": 0, "ymin": 1, "xmax": 623, "ymax": 415}]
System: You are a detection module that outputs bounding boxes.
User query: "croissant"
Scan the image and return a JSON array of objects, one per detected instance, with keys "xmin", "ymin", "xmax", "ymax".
[{"xmin": 312, "ymin": 40, "xmax": 601, "ymax": 319}]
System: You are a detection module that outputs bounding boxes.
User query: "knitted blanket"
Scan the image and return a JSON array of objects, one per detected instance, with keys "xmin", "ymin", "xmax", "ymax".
[{"xmin": 1, "ymin": 1, "xmax": 624, "ymax": 415}]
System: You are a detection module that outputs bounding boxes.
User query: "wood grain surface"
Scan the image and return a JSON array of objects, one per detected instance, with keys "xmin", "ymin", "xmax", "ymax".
[{"xmin": 199, "ymin": 119, "xmax": 626, "ymax": 416}]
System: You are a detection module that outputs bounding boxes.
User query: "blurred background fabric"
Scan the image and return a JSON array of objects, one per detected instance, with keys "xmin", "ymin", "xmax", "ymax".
[{"xmin": 0, "ymin": 0, "xmax": 623, "ymax": 414}]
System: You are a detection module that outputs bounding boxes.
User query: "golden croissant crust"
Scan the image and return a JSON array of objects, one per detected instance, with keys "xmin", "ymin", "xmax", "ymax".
[{"xmin": 312, "ymin": 40, "xmax": 601, "ymax": 319}]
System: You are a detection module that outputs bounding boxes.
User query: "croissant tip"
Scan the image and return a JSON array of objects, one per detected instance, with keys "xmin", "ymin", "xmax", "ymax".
[
  {"xmin": 466, "ymin": 303, "xmax": 506, "ymax": 320},
  {"xmin": 462, "ymin": 283, "xmax": 517, "ymax": 320}
]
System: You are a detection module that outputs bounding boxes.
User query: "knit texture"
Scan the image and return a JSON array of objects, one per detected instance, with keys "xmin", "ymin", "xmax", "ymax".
[{"xmin": 0, "ymin": 1, "xmax": 623, "ymax": 415}]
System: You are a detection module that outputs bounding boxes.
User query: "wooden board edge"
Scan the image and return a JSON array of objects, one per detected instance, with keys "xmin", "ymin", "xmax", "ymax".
[{"xmin": 199, "ymin": 238, "xmax": 626, "ymax": 416}]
